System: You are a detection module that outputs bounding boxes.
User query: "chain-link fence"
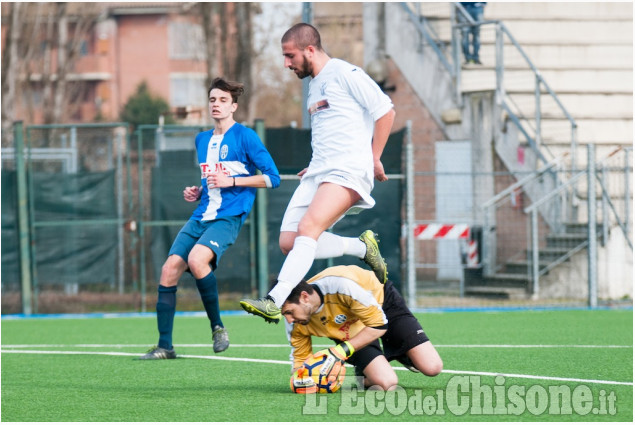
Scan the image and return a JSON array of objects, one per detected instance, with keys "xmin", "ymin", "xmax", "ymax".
[
  {"xmin": 2, "ymin": 123, "xmax": 131, "ymax": 313},
  {"xmin": 2, "ymin": 122, "xmax": 631, "ymax": 314},
  {"xmin": 1, "ymin": 122, "xmax": 407, "ymax": 314}
]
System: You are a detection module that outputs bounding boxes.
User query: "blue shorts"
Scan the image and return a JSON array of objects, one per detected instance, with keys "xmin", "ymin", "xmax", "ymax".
[{"xmin": 168, "ymin": 216, "xmax": 243, "ymax": 270}]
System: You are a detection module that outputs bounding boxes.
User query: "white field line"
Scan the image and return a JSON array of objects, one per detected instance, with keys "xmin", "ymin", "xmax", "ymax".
[
  {"xmin": 1, "ymin": 343, "xmax": 632, "ymax": 349},
  {"xmin": 1, "ymin": 348, "xmax": 632, "ymax": 387}
]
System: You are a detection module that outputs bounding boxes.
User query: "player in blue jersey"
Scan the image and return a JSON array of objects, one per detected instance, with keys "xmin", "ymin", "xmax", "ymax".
[
  {"xmin": 140, "ymin": 78, "xmax": 280, "ymax": 360},
  {"xmin": 240, "ymin": 23, "xmax": 395, "ymax": 323}
]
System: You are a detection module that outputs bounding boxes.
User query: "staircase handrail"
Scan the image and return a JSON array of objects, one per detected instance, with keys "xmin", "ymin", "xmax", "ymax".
[
  {"xmin": 482, "ymin": 153, "xmax": 568, "ymax": 210},
  {"xmin": 400, "ymin": 2, "xmax": 454, "ymax": 75},
  {"xmin": 524, "ymin": 169, "xmax": 586, "ymax": 215},
  {"xmin": 595, "ymin": 147, "xmax": 633, "ymax": 250},
  {"xmin": 496, "ymin": 22, "xmax": 577, "ymax": 128},
  {"xmin": 524, "ymin": 148, "xmax": 624, "ymax": 215}
]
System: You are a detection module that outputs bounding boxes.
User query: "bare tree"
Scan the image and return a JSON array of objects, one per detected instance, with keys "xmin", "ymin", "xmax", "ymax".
[
  {"xmin": 1, "ymin": 2, "xmax": 23, "ymax": 145},
  {"xmin": 234, "ymin": 2, "xmax": 254, "ymax": 123},
  {"xmin": 194, "ymin": 2, "xmax": 258, "ymax": 123},
  {"xmin": 1, "ymin": 2, "xmax": 100, "ymax": 133},
  {"xmin": 199, "ymin": 2, "xmax": 219, "ymax": 90}
]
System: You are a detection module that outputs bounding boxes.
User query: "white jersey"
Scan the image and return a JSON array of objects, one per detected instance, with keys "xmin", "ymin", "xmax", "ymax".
[{"xmin": 305, "ymin": 58, "xmax": 393, "ymax": 186}]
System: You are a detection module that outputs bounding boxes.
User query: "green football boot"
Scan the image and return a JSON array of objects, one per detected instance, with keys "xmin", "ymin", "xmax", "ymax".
[
  {"xmin": 359, "ymin": 230, "xmax": 388, "ymax": 284},
  {"xmin": 240, "ymin": 297, "xmax": 281, "ymax": 324}
]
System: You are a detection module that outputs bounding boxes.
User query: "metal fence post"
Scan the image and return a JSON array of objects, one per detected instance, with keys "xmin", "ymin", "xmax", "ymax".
[
  {"xmin": 535, "ymin": 75, "xmax": 542, "ymax": 147},
  {"xmin": 405, "ymin": 121, "xmax": 416, "ymax": 309},
  {"xmin": 625, "ymin": 147, "xmax": 632, "ymax": 239},
  {"xmin": 116, "ymin": 129, "xmax": 125, "ymax": 294},
  {"xmin": 255, "ymin": 119, "xmax": 270, "ymax": 297},
  {"xmin": 587, "ymin": 144, "xmax": 597, "ymax": 308},
  {"xmin": 530, "ymin": 209, "xmax": 539, "ymax": 298},
  {"xmin": 14, "ymin": 121, "xmax": 33, "ymax": 315},
  {"xmin": 600, "ymin": 164, "xmax": 608, "ymax": 246},
  {"xmin": 137, "ymin": 128, "xmax": 147, "ymax": 312},
  {"xmin": 450, "ymin": 4, "xmax": 462, "ymax": 106},
  {"xmin": 568, "ymin": 123, "xmax": 578, "ymax": 222},
  {"xmin": 495, "ymin": 24, "xmax": 505, "ymax": 105}
]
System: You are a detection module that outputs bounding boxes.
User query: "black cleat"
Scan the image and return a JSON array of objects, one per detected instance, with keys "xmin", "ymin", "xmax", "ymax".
[{"xmin": 138, "ymin": 346, "xmax": 176, "ymax": 360}]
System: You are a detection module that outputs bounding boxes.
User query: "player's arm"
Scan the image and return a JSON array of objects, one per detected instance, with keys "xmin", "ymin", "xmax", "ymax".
[
  {"xmin": 312, "ymin": 280, "xmax": 388, "ymax": 380},
  {"xmin": 207, "ymin": 173, "xmax": 272, "ymax": 189},
  {"xmin": 371, "ymin": 108, "xmax": 396, "ymax": 182},
  {"xmin": 342, "ymin": 325, "xmax": 386, "ymax": 353},
  {"xmin": 290, "ymin": 328, "xmax": 313, "ymax": 370},
  {"xmin": 246, "ymin": 130, "xmax": 281, "ymax": 188},
  {"xmin": 312, "ymin": 324, "xmax": 386, "ymax": 381},
  {"xmin": 339, "ymin": 67, "xmax": 395, "ymax": 182},
  {"xmin": 289, "ymin": 328, "xmax": 319, "ymax": 393}
]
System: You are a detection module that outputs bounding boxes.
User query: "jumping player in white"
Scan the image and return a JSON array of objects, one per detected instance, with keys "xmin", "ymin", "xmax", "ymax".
[
  {"xmin": 140, "ymin": 78, "xmax": 280, "ymax": 359},
  {"xmin": 240, "ymin": 23, "xmax": 396, "ymax": 323}
]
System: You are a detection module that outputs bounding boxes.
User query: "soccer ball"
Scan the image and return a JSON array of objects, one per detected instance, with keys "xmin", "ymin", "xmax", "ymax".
[{"xmin": 302, "ymin": 352, "xmax": 346, "ymax": 394}]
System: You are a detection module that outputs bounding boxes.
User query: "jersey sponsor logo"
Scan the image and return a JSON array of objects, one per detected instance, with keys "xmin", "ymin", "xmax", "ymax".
[
  {"xmin": 334, "ymin": 314, "xmax": 347, "ymax": 324},
  {"xmin": 200, "ymin": 163, "xmax": 212, "ymax": 177},
  {"xmin": 308, "ymin": 99, "xmax": 330, "ymax": 116},
  {"xmin": 200, "ymin": 162, "xmax": 231, "ymax": 178},
  {"xmin": 209, "ymin": 240, "xmax": 219, "ymax": 247},
  {"xmin": 337, "ymin": 318, "xmax": 358, "ymax": 340},
  {"xmin": 220, "ymin": 145, "xmax": 228, "ymax": 159}
]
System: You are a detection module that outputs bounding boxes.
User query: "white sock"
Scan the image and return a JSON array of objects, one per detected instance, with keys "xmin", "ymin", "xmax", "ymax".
[
  {"xmin": 315, "ymin": 232, "xmax": 366, "ymax": 259},
  {"xmin": 268, "ymin": 236, "xmax": 317, "ymax": 308}
]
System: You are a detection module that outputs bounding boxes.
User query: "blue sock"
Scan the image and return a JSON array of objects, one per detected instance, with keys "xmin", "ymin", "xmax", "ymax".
[
  {"xmin": 156, "ymin": 285, "xmax": 177, "ymax": 350},
  {"xmin": 196, "ymin": 271, "xmax": 223, "ymax": 330}
]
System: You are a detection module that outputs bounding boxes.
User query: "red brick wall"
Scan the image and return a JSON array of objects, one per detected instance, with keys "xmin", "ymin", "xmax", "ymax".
[{"xmin": 385, "ymin": 58, "xmax": 449, "ymax": 277}]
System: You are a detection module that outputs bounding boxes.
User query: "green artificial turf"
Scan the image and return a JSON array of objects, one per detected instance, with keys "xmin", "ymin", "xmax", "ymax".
[{"xmin": 1, "ymin": 309, "xmax": 632, "ymax": 421}]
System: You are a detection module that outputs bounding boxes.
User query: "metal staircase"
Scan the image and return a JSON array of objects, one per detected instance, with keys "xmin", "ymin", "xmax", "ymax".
[{"xmin": 397, "ymin": 2, "xmax": 632, "ymax": 300}]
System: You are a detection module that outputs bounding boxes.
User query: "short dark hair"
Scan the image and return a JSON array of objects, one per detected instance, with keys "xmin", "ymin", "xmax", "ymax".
[
  {"xmin": 284, "ymin": 280, "xmax": 315, "ymax": 305},
  {"xmin": 208, "ymin": 77, "xmax": 244, "ymax": 103},
  {"xmin": 281, "ymin": 23, "xmax": 323, "ymax": 51}
]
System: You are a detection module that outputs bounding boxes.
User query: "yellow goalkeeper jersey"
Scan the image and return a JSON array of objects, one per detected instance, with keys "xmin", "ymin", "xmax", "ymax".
[{"xmin": 290, "ymin": 265, "xmax": 387, "ymax": 368}]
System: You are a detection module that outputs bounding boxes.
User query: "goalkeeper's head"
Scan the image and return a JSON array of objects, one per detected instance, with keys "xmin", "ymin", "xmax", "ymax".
[{"xmin": 280, "ymin": 280, "xmax": 321, "ymax": 325}]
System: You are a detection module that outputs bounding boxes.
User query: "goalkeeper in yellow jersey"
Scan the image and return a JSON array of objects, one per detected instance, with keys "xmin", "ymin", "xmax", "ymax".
[{"xmin": 282, "ymin": 265, "xmax": 443, "ymax": 391}]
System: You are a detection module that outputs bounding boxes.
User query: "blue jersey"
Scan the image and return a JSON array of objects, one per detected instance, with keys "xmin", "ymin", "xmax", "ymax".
[{"xmin": 191, "ymin": 123, "xmax": 280, "ymax": 222}]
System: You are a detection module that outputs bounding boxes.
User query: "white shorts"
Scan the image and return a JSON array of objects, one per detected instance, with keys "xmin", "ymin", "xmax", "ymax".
[{"xmin": 280, "ymin": 171, "xmax": 375, "ymax": 232}]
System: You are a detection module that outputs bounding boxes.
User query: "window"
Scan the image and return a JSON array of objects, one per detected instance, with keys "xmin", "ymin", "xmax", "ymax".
[
  {"xmin": 168, "ymin": 21, "xmax": 205, "ymax": 60},
  {"xmin": 170, "ymin": 74, "xmax": 207, "ymax": 108}
]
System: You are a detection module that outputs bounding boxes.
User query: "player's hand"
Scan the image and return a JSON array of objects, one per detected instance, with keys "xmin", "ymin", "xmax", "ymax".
[
  {"xmin": 207, "ymin": 172, "xmax": 232, "ymax": 189},
  {"xmin": 374, "ymin": 160, "xmax": 388, "ymax": 182},
  {"xmin": 314, "ymin": 341, "xmax": 355, "ymax": 382},
  {"xmin": 183, "ymin": 186, "xmax": 201, "ymax": 202},
  {"xmin": 297, "ymin": 168, "xmax": 308, "ymax": 178},
  {"xmin": 290, "ymin": 366, "xmax": 317, "ymax": 394}
]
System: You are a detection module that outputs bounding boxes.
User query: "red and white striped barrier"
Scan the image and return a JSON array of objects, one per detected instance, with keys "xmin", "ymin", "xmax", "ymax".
[
  {"xmin": 414, "ymin": 224, "xmax": 469, "ymax": 240},
  {"xmin": 467, "ymin": 239, "xmax": 479, "ymax": 268}
]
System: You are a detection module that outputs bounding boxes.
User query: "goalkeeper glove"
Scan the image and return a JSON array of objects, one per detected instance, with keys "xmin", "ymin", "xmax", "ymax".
[
  {"xmin": 313, "ymin": 341, "xmax": 355, "ymax": 382},
  {"xmin": 290, "ymin": 366, "xmax": 317, "ymax": 394}
]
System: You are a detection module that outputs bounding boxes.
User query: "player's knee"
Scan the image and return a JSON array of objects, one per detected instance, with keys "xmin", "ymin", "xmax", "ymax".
[
  {"xmin": 279, "ymin": 241, "xmax": 292, "ymax": 256},
  {"xmin": 422, "ymin": 358, "xmax": 443, "ymax": 377},
  {"xmin": 186, "ymin": 256, "xmax": 207, "ymax": 278},
  {"xmin": 161, "ymin": 262, "xmax": 180, "ymax": 282},
  {"xmin": 279, "ymin": 233, "xmax": 295, "ymax": 255},
  {"xmin": 370, "ymin": 375, "xmax": 399, "ymax": 391}
]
